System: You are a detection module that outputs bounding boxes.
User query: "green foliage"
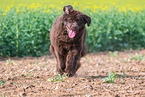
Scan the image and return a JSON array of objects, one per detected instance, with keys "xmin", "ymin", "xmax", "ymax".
[
  {"xmin": 130, "ymin": 54, "xmax": 144, "ymax": 61},
  {"xmin": 0, "ymin": 6, "xmax": 145, "ymax": 57},
  {"xmin": 102, "ymin": 71, "xmax": 126, "ymax": 83},
  {"xmin": 0, "ymin": 81, "xmax": 4, "ymax": 85},
  {"xmin": 1, "ymin": 94, "xmax": 6, "ymax": 97},
  {"xmin": 0, "ymin": 7, "xmax": 59, "ymax": 57},
  {"xmin": 108, "ymin": 51, "xmax": 118, "ymax": 57},
  {"xmin": 101, "ymin": 71, "xmax": 119, "ymax": 83},
  {"xmin": 123, "ymin": 72, "xmax": 126, "ymax": 78},
  {"xmin": 6, "ymin": 59, "xmax": 14, "ymax": 65},
  {"xmin": 86, "ymin": 8, "xmax": 145, "ymax": 52},
  {"xmin": 48, "ymin": 74, "xmax": 67, "ymax": 82}
]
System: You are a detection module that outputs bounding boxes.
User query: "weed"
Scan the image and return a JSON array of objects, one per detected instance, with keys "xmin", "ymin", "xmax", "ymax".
[
  {"xmin": 84, "ymin": 58, "xmax": 90, "ymax": 61},
  {"xmin": 0, "ymin": 81, "xmax": 4, "ymax": 85},
  {"xmin": 1, "ymin": 94, "xmax": 6, "ymax": 97},
  {"xmin": 6, "ymin": 59, "xmax": 15, "ymax": 65},
  {"xmin": 130, "ymin": 54, "xmax": 144, "ymax": 61},
  {"xmin": 33, "ymin": 61, "xmax": 39, "ymax": 66},
  {"xmin": 48, "ymin": 74, "xmax": 67, "ymax": 82},
  {"xmin": 122, "ymin": 72, "xmax": 126, "ymax": 78},
  {"xmin": 101, "ymin": 71, "xmax": 119, "ymax": 83},
  {"xmin": 108, "ymin": 51, "xmax": 118, "ymax": 57},
  {"xmin": 120, "ymin": 57, "xmax": 127, "ymax": 62},
  {"xmin": 27, "ymin": 73, "xmax": 33, "ymax": 76},
  {"xmin": 102, "ymin": 71, "xmax": 126, "ymax": 83}
]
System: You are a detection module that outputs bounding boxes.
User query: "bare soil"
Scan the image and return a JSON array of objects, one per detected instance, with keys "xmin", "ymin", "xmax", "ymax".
[{"xmin": 0, "ymin": 49, "xmax": 145, "ymax": 97}]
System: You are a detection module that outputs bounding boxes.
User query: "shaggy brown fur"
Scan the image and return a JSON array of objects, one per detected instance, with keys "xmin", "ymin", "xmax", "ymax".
[{"xmin": 49, "ymin": 5, "xmax": 91, "ymax": 77}]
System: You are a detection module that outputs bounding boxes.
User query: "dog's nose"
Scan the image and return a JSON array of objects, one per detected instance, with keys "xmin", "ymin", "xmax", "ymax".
[{"xmin": 72, "ymin": 26, "xmax": 77, "ymax": 29}]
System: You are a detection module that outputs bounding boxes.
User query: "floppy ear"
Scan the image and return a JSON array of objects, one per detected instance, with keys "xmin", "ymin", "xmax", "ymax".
[
  {"xmin": 83, "ymin": 15, "xmax": 91, "ymax": 26},
  {"xmin": 63, "ymin": 5, "xmax": 73, "ymax": 14}
]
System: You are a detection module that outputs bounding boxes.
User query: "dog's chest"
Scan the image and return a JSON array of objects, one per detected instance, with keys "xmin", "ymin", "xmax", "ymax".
[
  {"xmin": 56, "ymin": 32, "xmax": 81, "ymax": 51},
  {"xmin": 57, "ymin": 30, "xmax": 76, "ymax": 43}
]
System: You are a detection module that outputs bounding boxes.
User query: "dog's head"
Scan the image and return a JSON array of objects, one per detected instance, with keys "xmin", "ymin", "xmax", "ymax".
[{"xmin": 62, "ymin": 5, "xmax": 91, "ymax": 38}]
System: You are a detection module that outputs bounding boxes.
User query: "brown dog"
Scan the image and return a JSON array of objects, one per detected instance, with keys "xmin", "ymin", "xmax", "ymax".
[{"xmin": 50, "ymin": 5, "xmax": 91, "ymax": 77}]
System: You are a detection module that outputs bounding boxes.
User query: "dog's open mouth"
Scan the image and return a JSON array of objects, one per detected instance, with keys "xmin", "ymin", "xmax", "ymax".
[{"xmin": 66, "ymin": 26, "xmax": 76, "ymax": 38}]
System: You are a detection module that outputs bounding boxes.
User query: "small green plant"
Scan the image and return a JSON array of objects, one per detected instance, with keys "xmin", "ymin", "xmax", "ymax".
[
  {"xmin": 101, "ymin": 71, "xmax": 119, "ymax": 83},
  {"xmin": 48, "ymin": 74, "xmax": 67, "ymax": 82},
  {"xmin": 33, "ymin": 61, "xmax": 39, "ymax": 66},
  {"xmin": 27, "ymin": 73, "xmax": 33, "ymax": 76},
  {"xmin": 6, "ymin": 59, "xmax": 14, "ymax": 65},
  {"xmin": 84, "ymin": 58, "xmax": 90, "ymax": 61},
  {"xmin": 130, "ymin": 54, "xmax": 144, "ymax": 61},
  {"xmin": 0, "ymin": 81, "xmax": 4, "ymax": 85},
  {"xmin": 122, "ymin": 72, "xmax": 126, "ymax": 78},
  {"xmin": 108, "ymin": 51, "xmax": 118, "ymax": 57},
  {"xmin": 1, "ymin": 94, "xmax": 6, "ymax": 97},
  {"xmin": 120, "ymin": 57, "xmax": 127, "ymax": 62}
]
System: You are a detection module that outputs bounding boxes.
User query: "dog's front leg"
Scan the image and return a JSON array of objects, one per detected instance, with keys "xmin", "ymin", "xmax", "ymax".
[
  {"xmin": 55, "ymin": 51, "xmax": 66, "ymax": 75},
  {"xmin": 65, "ymin": 49, "xmax": 81, "ymax": 77}
]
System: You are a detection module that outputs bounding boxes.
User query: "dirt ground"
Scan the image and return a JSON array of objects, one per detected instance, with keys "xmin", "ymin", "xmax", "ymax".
[{"xmin": 0, "ymin": 49, "xmax": 145, "ymax": 97}]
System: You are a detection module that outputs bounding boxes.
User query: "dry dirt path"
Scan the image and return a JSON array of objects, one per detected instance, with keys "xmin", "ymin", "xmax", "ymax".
[{"xmin": 0, "ymin": 49, "xmax": 145, "ymax": 96}]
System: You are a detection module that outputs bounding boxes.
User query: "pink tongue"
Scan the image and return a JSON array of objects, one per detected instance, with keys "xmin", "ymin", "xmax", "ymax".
[{"xmin": 68, "ymin": 30, "xmax": 76, "ymax": 38}]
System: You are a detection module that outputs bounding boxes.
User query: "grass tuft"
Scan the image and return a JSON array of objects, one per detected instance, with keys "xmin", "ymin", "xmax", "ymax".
[
  {"xmin": 130, "ymin": 54, "xmax": 144, "ymax": 61},
  {"xmin": 101, "ymin": 71, "xmax": 119, "ymax": 83},
  {"xmin": 108, "ymin": 51, "xmax": 118, "ymax": 57},
  {"xmin": 0, "ymin": 81, "xmax": 5, "ymax": 85},
  {"xmin": 48, "ymin": 74, "xmax": 67, "ymax": 82}
]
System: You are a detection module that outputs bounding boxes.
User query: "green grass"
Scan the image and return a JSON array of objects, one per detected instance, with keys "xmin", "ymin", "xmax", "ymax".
[
  {"xmin": 6, "ymin": 59, "xmax": 15, "ymax": 65},
  {"xmin": 48, "ymin": 74, "xmax": 67, "ymax": 82},
  {"xmin": 0, "ymin": 81, "xmax": 4, "ymax": 85},
  {"xmin": 130, "ymin": 54, "xmax": 144, "ymax": 61},
  {"xmin": 1, "ymin": 94, "xmax": 6, "ymax": 97},
  {"xmin": 108, "ymin": 51, "xmax": 118, "ymax": 57},
  {"xmin": 101, "ymin": 71, "xmax": 119, "ymax": 83},
  {"xmin": 101, "ymin": 71, "xmax": 125, "ymax": 83}
]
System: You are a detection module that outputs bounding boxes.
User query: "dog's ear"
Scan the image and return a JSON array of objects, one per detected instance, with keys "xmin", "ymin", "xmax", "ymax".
[
  {"xmin": 63, "ymin": 5, "xmax": 73, "ymax": 14},
  {"xmin": 83, "ymin": 15, "xmax": 91, "ymax": 26}
]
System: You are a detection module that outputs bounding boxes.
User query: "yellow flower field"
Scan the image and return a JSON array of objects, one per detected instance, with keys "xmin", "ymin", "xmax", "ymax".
[{"xmin": 0, "ymin": 0, "xmax": 145, "ymax": 11}]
